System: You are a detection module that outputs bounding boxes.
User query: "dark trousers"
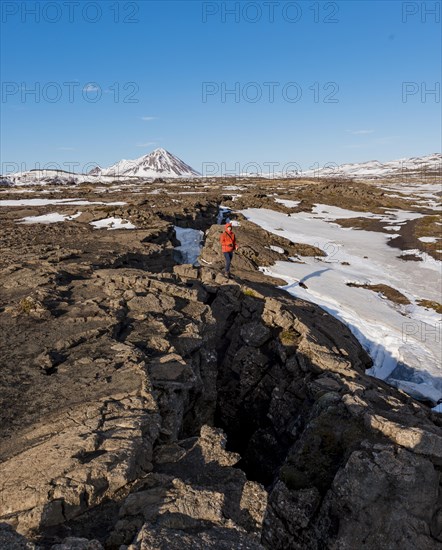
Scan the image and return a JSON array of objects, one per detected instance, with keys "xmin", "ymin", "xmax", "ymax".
[{"xmin": 223, "ymin": 251, "xmax": 233, "ymax": 273}]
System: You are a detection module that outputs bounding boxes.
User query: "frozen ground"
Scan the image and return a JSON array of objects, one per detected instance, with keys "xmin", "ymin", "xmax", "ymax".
[{"xmin": 242, "ymin": 206, "xmax": 442, "ymax": 406}]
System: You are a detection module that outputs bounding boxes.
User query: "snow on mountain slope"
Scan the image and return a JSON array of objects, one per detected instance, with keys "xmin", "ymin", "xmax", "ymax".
[
  {"xmin": 299, "ymin": 153, "xmax": 441, "ymax": 179},
  {"xmin": 1, "ymin": 170, "xmax": 120, "ymax": 187},
  {"xmin": 236, "ymin": 153, "xmax": 441, "ymax": 179},
  {"xmin": 97, "ymin": 148, "xmax": 201, "ymax": 178}
]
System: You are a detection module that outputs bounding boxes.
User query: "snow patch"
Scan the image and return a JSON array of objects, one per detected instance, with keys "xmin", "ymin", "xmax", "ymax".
[
  {"xmin": 268, "ymin": 245, "xmax": 285, "ymax": 254},
  {"xmin": 275, "ymin": 198, "xmax": 300, "ymax": 208},
  {"xmin": 419, "ymin": 236, "xmax": 439, "ymax": 243},
  {"xmin": 19, "ymin": 212, "xmax": 82, "ymax": 224},
  {"xmin": 174, "ymin": 226, "xmax": 204, "ymax": 265},
  {"xmin": 383, "ymin": 225, "xmax": 402, "ymax": 231},
  {"xmin": 90, "ymin": 217, "xmax": 136, "ymax": 230}
]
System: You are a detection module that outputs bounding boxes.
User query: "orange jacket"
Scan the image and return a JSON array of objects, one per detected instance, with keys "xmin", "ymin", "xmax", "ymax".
[{"xmin": 220, "ymin": 230, "xmax": 237, "ymax": 253}]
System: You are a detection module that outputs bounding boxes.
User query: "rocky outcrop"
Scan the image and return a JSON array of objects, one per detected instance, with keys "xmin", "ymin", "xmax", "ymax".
[
  {"xmin": 200, "ymin": 221, "xmax": 324, "ymax": 284},
  {"xmin": 0, "ymin": 264, "xmax": 214, "ymax": 539},
  {"xmin": 108, "ymin": 425, "xmax": 267, "ymax": 549}
]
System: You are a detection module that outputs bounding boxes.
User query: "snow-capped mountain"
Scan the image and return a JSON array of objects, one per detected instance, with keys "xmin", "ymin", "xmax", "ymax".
[
  {"xmin": 299, "ymin": 153, "xmax": 441, "ymax": 180},
  {"xmin": 96, "ymin": 148, "xmax": 201, "ymax": 178},
  {"xmin": 0, "ymin": 149, "xmax": 201, "ymax": 186}
]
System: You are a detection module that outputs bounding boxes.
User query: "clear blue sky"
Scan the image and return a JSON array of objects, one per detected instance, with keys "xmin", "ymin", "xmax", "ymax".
[{"xmin": 1, "ymin": 0, "xmax": 441, "ymax": 175}]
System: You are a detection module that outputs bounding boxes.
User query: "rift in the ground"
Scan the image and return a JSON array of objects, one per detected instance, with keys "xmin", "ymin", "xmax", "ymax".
[{"xmin": 0, "ymin": 162, "xmax": 441, "ymax": 549}]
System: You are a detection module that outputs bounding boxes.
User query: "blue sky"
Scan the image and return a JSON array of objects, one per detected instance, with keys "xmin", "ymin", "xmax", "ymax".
[{"xmin": 1, "ymin": 0, "xmax": 441, "ymax": 175}]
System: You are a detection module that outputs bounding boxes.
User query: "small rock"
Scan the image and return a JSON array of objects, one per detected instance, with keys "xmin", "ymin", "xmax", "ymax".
[{"xmin": 240, "ymin": 322, "xmax": 271, "ymax": 347}]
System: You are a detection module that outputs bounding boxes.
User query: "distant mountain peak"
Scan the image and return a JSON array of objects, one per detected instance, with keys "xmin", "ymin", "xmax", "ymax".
[{"xmin": 99, "ymin": 148, "xmax": 200, "ymax": 178}]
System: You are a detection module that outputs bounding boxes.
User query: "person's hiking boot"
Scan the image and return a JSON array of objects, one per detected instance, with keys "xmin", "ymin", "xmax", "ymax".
[{"xmin": 224, "ymin": 271, "xmax": 230, "ymax": 279}]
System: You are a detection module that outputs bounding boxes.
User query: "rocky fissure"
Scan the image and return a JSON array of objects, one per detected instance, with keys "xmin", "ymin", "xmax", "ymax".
[{"xmin": 1, "ymin": 189, "xmax": 442, "ymax": 549}]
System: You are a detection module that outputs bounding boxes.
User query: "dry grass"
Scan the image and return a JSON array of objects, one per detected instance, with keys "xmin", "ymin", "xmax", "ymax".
[
  {"xmin": 19, "ymin": 296, "xmax": 39, "ymax": 314},
  {"xmin": 279, "ymin": 329, "xmax": 300, "ymax": 346},
  {"xmin": 242, "ymin": 288, "xmax": 258, "ymax": 298},
  {"xmin": 413, "ymin": 215, "xmax": 442, "ymax": 261},
  {"xmin": 346, "ymin": 283, "xmax": 411, "ymax": 305},
  {"xmin": 416, "ymin": 299, "xmax": 442, "ymax": 314},
  {"xmin": 415, "ymin": 215, "xmax": 441, "ymax": 236}
]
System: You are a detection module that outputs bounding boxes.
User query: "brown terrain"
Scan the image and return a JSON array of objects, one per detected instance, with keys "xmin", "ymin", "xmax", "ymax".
[{"xmin": 1, "ymin": 178, "xmax": 442, "ymax": 549}]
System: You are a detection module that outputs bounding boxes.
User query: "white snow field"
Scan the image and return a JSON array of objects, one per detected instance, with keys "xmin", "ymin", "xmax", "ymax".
[
  {"xmin": 241, "ymin": 206, "xmax": 442, "ymax": 407},
  {"xmin": 174, "ymin": 226, "xmax": 204, "ymax": 266}
]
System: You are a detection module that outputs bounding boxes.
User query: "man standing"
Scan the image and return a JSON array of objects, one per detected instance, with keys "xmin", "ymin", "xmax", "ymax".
[{"xmin": 220, "ymin": 222, "xmax": 238, "ymax": 278}]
